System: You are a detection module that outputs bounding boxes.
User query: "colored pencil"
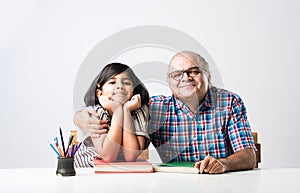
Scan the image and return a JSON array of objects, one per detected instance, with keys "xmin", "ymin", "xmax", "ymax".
[{"xmin": 59, "ymin": 127, "xmax": 66, "ymax": 157}]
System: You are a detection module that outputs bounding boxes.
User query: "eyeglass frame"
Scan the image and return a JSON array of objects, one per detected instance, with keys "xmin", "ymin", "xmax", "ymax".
[{"xmin": 168, "ymin": 66, "xmax": 202, "ymax": 80}]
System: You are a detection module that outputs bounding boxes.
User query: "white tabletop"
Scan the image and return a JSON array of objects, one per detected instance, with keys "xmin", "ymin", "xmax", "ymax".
[{"xmin": 0, "ymin": 168, "xmax": 299, "ymax": 193}]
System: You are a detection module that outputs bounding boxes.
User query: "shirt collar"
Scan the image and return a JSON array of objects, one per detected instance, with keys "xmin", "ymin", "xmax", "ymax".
[{"xmin": 172, "ymin": 86, "xmax": 217, "ymax": 112}]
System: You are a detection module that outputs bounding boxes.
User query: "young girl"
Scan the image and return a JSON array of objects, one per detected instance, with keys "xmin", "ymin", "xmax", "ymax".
[{"xmin": 75, "ymin": 63, "xmax": 150, "ymax": 167}]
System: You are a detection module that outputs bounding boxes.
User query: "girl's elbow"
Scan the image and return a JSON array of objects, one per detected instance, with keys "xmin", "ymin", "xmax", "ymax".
[
  {"xmin": 123, "ymin": 154, "xmax": 138, "ymax": 162},
  {"xmin": 97, "ymin": 150, "xmax": 118, "ymax": 162},
  {"xmin": 101, "ymin": 155, "xmax": 117, "ymax": 162}
]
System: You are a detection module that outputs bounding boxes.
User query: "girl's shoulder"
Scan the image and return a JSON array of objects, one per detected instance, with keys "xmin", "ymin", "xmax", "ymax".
[
  {"xmin": 94, "ymin": 104, "xmax": 111, "ymax": 121},
  {"xmin": 131, "ymin": 104, "xmax": 149, "ymax": 118}
]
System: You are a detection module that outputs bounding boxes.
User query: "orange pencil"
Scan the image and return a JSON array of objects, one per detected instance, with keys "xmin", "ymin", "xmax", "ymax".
[{"xmin": 55, "ymin": 143, "xmax": 65, "ymax": 157}]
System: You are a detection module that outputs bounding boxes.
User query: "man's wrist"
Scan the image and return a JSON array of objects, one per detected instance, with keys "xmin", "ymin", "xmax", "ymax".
[{"xmin": 218, "ymin": 158, "xmax": 229, "ymax": 172}]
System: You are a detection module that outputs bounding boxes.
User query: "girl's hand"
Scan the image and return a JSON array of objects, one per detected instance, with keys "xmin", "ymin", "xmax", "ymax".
[
  {"xmin": 98, "ymin": 96, "xmax": 112, "ymax": 111},
  {"xmin": 125, "ymin": 94, "xmax": 141, "ymax": 111},
  {"xmin": 98, "ymin": 96, "xmax": 122, "ymax": 113}
]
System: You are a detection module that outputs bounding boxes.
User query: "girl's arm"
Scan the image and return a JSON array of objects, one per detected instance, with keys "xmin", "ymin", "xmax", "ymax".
[
  {"xmin": 122, "ymin": 95, "xmax": 147, "ymax": 161},
  {"xmin": 92, "ymin": 97, "xmax": 124, "ymax": 162}
]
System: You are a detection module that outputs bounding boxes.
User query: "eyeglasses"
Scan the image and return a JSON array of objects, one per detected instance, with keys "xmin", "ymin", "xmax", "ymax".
[{"xmin": 168, "ymin": 66, "xmax": 202, "ymax": 80}]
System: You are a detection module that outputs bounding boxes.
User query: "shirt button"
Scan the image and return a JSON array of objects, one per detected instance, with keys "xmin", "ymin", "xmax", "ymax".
[{"xmin": 193, "ymin": 136, "xmax": 197, "ymax": 140}]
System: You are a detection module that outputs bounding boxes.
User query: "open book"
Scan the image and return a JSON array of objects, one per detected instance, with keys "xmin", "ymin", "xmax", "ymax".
[
  {"xmin": 153, "ymin": 161, "xmax": 199, "ymax": 174},
  {"xmin": 93, "ymin": 158, "xmax": 154, "ymax": 173}
]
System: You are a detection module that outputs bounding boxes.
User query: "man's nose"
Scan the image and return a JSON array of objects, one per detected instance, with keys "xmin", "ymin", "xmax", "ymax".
[{"xmin": 182, "ymin": 72, "xmax": 193, "ymax": 81}]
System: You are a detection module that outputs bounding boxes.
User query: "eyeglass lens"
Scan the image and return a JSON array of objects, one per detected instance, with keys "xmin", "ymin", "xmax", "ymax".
[{"xmin": 169, "ymin": 67, "xmax": 201, "ymax": 80}]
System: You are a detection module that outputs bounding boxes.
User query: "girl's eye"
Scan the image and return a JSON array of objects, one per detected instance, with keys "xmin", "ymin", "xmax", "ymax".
[
  {"xmin": 123, "ymin": 82, "xmax": 132, "ymax": 85},
  {"xmin": 108, "ymin": 81, "xmax": 116, "ymax": 84}
]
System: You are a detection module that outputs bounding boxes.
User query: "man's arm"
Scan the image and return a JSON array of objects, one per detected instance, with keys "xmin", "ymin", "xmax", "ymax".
[
  {"xmin": 73, "ymin": 106, "xmax": 108, "ymax": 137},
  {"xmin": 195, "ymin": 148, "xmax": 256, "ymax": 174},
  {"xmin": 195, "ymin": 91, "xmax": 256, "ymax": 174}
]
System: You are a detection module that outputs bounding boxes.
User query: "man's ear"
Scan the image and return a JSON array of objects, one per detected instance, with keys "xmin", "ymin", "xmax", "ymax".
[
  {"xmin": 208, "ymin": 74, "xmax": 211, "ymax": 84},
  {"xmin": 96, "ymin": 89, "xmax": 102, "ymax": 97}
]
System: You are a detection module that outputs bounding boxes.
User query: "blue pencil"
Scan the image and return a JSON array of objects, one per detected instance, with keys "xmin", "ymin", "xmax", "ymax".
[
  {"xmin": 54, "ymin": 137, "xmax": 58, "ymax": 145},
  {"xmin": 49, "ymin": 143, "xmax": 60, "ymax": 157},
  {"xmin": 72, "ymin": 142, "xmax": 82, "ymax": 156}
]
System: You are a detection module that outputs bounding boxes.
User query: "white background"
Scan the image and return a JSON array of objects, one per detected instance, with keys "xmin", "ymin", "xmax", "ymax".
[{"xmin": 0, "ymin": 0, "xmax": 299, "ymax": 168}]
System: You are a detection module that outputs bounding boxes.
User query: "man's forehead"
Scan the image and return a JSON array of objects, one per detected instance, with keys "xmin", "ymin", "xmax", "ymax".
[{"xmin": 169, "ymin": 55, "xmax": 197, "ymax": 69}]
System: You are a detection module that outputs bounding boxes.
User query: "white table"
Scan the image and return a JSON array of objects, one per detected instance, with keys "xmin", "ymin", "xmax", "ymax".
[{"xmin": 0, "ymin": 168, "xmax": 299, "ymax": 193}]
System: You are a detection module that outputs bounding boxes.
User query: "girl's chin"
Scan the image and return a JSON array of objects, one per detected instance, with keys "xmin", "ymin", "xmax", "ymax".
[{"xmin": 112, "ymin": 96, "xmax": 128, "ymax": 104}]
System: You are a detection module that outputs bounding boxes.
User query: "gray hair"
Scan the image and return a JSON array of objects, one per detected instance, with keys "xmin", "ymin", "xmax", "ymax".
[{"xmin": 169, "ymin": 51, "xmax": 211, "ymax": 82}]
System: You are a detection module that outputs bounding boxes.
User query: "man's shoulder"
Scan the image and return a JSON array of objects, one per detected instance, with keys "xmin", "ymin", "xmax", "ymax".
[
  {"xmin": 211, "ymin": 86, "xmax": 241, "ymax": 99},
  {"xmin": 150, "ymin": 95, "xmax": 173, "ymax": 103},
  {"xmin": 209, "ymin": 86, "xmax": 245, "ymax": 106}
]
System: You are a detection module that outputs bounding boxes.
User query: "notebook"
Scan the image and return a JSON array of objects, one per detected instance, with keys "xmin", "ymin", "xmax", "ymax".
[
  {"xmin": 153, "ymin": 161, "xmax": 199, "ymax": 174},
  {"xmin": 93, "ymin": 158, "xmax": 154, "ymax": 173}
]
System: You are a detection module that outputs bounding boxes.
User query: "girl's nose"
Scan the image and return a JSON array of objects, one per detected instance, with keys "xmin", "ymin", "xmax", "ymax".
[{"xmin": 116, "ymin": 82, "xmax": 124, "ymax": 90}]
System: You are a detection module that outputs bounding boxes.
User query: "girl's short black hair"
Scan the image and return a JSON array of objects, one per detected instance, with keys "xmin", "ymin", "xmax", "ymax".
[{"xmin": 84, "ymin": 63, "xmax": 149, "ymax": 107}]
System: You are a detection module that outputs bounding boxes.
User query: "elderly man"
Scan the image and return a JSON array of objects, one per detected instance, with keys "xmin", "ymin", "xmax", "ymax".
[{"xmin": 74, "ymin": 51, "xmax": 256, "ymax": 174}]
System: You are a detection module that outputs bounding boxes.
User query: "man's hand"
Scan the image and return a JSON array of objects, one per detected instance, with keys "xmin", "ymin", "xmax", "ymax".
[
  {"xmin": 194, "ymin": 156, "xmax": 226, "ymax": 174},
  {"xmin": 73, "ymin": 106, "xmax": 108, "ymax": 137},
  {"xmin": 194, "ymin": 148, "xmax": 256, "ymax": 174}
]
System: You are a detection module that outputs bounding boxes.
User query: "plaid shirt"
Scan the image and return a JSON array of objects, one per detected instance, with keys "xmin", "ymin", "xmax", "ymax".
[{"xmin": 148, "ymin": 86, "xmax": 255, "ymax": 163}]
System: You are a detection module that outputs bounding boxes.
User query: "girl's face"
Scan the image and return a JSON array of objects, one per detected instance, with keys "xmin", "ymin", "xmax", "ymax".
[{"xmin": 97, "ymin": 71, "xmax": 134, "ymax": 104}]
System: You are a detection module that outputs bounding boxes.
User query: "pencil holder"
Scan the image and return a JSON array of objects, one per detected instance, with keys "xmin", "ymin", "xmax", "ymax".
[{"xmin": 56, "ymin": 157, "xmax": 76, "ymax": 176}]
